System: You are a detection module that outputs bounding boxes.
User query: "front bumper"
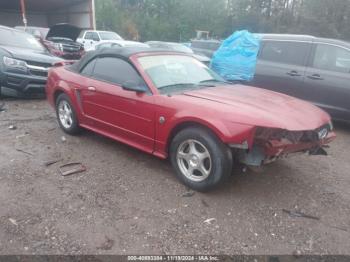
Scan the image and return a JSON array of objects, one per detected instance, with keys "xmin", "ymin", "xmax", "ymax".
[
  {"xmin": 238, "ymin": 130, "xmax": 336, "ymax": 167},
  {"xmin": 264, "ymin": 131, "xmax": 336, "ymax": 157},
  {"xmin": 1, "ymin": 71, "xmax": 47, "ymax": 95}
]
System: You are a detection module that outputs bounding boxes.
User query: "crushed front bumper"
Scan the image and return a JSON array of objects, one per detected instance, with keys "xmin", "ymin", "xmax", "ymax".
[{"xmin": 238, "ymin": 126, "xmax": 336, "ymax": 166}]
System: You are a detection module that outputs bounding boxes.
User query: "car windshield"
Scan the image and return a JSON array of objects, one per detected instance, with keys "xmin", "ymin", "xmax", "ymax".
[
  {"xmin": 138, "ymin": 55, "xmax": 226, "ymax": 94},
  {"xmin": 0, "ymin": 28, "xmax": 45, "ymax": 51},
  {"xmin": 99, "ymin": 32, "xmax": 123, "ymax": 40}
]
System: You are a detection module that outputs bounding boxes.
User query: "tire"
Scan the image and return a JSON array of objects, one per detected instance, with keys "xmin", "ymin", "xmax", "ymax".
[
  {"xmin": 170, "ymin": 127, "xmax": 233, "ymax": 192},
  {"xmin": 55, "ymin": 93, "xmax": 81, "ymax": 135}
]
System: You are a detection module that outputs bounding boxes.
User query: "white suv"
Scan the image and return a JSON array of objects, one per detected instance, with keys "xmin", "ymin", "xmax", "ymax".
[{"xmin": 77, "ymin": 30, "xmax": 123, "ymax": 51}]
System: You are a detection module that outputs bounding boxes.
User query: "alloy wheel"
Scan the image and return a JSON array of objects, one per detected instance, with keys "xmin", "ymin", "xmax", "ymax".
[
  {"xmin": 176, "ymin": 139, "xmax": 212, "ymax": 182},
  {"xmin": 58, "ymin": 100, "xmax": 73, "ymax": 129}
]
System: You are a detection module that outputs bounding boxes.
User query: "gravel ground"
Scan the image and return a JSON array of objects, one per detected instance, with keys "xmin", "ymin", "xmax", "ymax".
[{"xmin": 0, "ymin": 99, "xmax": 349, "ymax": 255}]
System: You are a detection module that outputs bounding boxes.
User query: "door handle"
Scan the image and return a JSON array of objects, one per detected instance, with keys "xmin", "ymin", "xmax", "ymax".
[
  {"xmin": 286, "ymin": 70, "xmax": 301, "ymax": 77},
  {"xmin": 87, "ymin": 86, "xmax": 96, "ymax": 91},
  {"xmin": 307, "ymin": 74, "xmax": 324, "ymax": 80}
]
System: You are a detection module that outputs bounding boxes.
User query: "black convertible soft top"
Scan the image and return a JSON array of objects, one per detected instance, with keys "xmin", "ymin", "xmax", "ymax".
[{"xmin": 69, "ymin": 47, "xmax": 183, "ymax": 73}]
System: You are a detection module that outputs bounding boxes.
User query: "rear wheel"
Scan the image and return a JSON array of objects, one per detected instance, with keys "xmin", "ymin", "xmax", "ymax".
[
  {"xmin": 170, "ymin": 127, "xmax": 233, "ymax": 191},
  {"xmin": 55, "ymin": 93, "xmax": 81, "ymax": 135}
]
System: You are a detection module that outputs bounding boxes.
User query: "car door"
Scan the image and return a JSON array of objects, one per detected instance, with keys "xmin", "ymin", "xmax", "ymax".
[
  {"xmin": 79, "ymin": 56, "xmax": 156, "ymax": 154},
  {"xmin": 252, "ymin": 40, "xmax": 311, "ymax": 98},
  {"xmin": 83, "ymin": 31, "xmax": 100, "ymax": 51},
  {"xmin": 303, "ymin": 43, "xmax": 350, "ymax": 121}
]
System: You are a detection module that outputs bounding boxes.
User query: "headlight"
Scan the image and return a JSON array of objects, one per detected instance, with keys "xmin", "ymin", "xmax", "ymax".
[
  {"xmin": 53, "ymin": 43, "xmax": 63, "ymax": 51},
  {"xmin": 3, "ymin": 56, "xmax": 27, "ymax": 71}
]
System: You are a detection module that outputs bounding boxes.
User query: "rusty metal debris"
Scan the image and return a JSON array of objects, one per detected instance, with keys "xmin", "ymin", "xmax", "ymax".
[
  {"xmin": 282, "ymin": 209, "xmax": 320, "ymax": 220},
  {"xmin": 44, "ymin": 158, "xmax": 63, "ymax": 167},
  {"xmin": 59, "ymin": 162, "xmax": 86, "ymax": 176}
]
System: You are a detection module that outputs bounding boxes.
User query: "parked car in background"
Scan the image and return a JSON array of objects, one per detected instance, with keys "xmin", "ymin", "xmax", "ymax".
[
  {"xmin": 16, "ymin": 24, "xmax": 85, "ymax": 60},
  {"xmin": 93, "ymin": 40, "xmax": 149, "ymax": 51},
  {"xmin": 15, "ymin": 26, "xmax": 49, "ymax": 40},
  {"xmin": 44, "ymin": 23, "xmax": 85, "ymax": 60},
  {"xmin": 146, "ymin": 41, "xmax": 210, "ymax": 65},
  {"xmin": 77, "ymin": 30, "xmax": 124, "ymax": 51},
  {"xmin": 46, "ymin": 47, "xmax": 335, "ymax": 191},
  {"xmin": 251, "ymin": 34, "xmax": 350, "ymax": 122},
  {"xmin": 191, "ymin": 39, "xmax": 221, "ymax": 58},
  {"xmin": 0, "ymin": 25, "xmax": 61, "ymax": 97}
]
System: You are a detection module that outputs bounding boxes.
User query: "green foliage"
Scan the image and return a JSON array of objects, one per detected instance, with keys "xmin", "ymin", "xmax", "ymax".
[{"xmin": 95, "ymin": 0, "xmax": 350, "ymax": 42}]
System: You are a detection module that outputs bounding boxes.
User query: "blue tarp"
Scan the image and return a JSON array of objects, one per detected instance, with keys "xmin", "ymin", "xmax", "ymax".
[{"xmin": 211, "ymin": 30, "xmax": 261, "ymax": 82}]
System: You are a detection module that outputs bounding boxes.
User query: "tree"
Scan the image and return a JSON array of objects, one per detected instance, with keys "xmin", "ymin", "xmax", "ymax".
[{"xmin": 95, "ymin": 0, "xmax": 350, "ymax": 42}]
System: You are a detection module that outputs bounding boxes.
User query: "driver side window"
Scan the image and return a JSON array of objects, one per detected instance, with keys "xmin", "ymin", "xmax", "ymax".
[
  {"xmin": 91, "ymin": 57, "xmax": 145, "ymax": 87},
  {"xmin": 313, "ymin": 44, "xmax": 350, "ymax": 73}
]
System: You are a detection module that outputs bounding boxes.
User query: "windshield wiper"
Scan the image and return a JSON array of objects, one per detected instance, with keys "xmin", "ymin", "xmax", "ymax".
[
  {"xmin": 158, "ymin": 83, "xmax": 196, "ymax": 90},
  {"xmin": 199, "ymin": 79, "xmax": 230, "ymax": 84}
]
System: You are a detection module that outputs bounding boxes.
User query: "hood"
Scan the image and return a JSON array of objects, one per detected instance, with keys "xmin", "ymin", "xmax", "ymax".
[
  {"xmin": 180, "ymin": 85, "xmax": 330, "ymax": 131},
  {"xmin": 46, "ymin": 24, "xmax": 82, "ymax": 41},
  {"xmin": 1, "ymin": 45, "xmax": 62, "ymax": 65}
]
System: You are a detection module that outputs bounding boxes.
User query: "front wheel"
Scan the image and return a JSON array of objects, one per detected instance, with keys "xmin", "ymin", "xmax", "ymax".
[
  {"xmin": 170, "ymin": 127, "xmax": 233, "ymax": 192},
  {"xmin": 56, "ymin": 93, "xmax": 81, "ymax": 135}
]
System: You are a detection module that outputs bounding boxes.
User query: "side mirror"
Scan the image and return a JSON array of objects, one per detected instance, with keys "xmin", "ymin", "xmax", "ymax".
[{"xmin": 122, "ymin": 80, "xmax": 148, "ymax": 93}]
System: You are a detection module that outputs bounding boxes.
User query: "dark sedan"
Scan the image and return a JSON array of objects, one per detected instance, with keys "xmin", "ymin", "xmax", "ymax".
[{"xmin": 0, "ymin": 26, "xmax": 62, "ymax": 97}]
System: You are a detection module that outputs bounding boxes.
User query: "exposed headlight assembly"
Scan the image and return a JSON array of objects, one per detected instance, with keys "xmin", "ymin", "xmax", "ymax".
[
  {"xmin": 318, "ymin": 127, "xmax": 329, "ymax": 140},
  {"xmin": 3, "ymin": 56, "xmax": 28, "ymax": 72}
]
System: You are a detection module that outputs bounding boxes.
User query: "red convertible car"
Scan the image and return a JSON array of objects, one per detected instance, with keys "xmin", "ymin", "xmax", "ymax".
[{"xmin": 46, "ymin": 47, "xmax": 335, "ymax": 191}]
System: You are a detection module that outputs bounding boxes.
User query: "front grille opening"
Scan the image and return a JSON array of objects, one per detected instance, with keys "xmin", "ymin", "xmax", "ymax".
[
  {"xmin": 29, "ymin": 70, "xmax": 48, "ymax": 77},
  {"xmin": 255, "ymin": 126, "xmax": 328, "ymax": 144},
  {"xmin": 26, "ymin": 61, "xmax": 52, "ymax": 68}
]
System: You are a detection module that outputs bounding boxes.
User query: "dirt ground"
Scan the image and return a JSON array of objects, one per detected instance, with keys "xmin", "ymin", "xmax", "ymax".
[{"xmin": 0, "ymin": 98, "xmax": 349, "ymax": 255}]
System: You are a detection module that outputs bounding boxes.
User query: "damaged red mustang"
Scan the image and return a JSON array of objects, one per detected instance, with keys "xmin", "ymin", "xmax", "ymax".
[{"xmin": 46, "ymin": 48, "xmax": 335, "ymax": 191}]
